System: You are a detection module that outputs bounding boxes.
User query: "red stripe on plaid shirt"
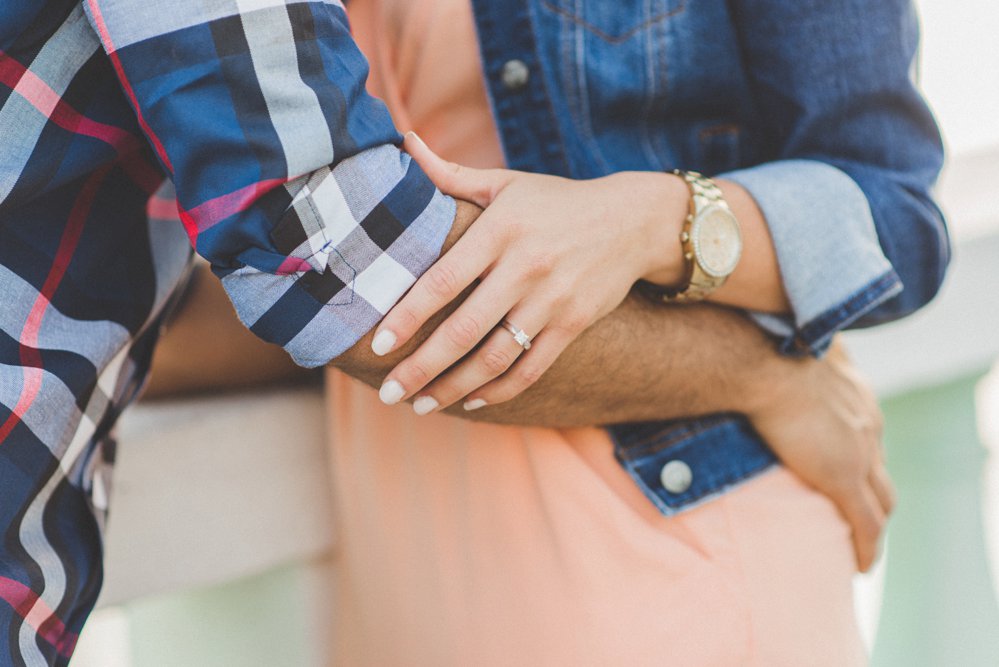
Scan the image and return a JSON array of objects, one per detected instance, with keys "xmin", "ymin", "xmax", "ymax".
[
  {"xmin": 0, "ymin": 167, "xmax": 109, "ymax": 445},
  {"xmin": 84, "ymin": 0, "xmax": 175, "ymax": 174},
  {"xmin": 0, "ymin": 50, "xmax": 140, "ymax": 153},
  {"xmin": 0, "ymin": 577, "xmax": 77, "ymax": 658},
  {"xmin": 182, "ymin": 178, "xmax": 287, "ymax": 234},
  {"xmin": 0, "ymin": 50, "xmax": 165, "ymax": 200}
]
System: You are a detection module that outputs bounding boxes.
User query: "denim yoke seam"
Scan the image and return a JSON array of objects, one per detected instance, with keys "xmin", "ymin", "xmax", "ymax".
[
  {"xmin": 543, "ymin": 0, "xmax": 687, "ymax": 175},
  {"xmin": 540, "ymin": 0, "xmax": 687, "ymax": 44}
]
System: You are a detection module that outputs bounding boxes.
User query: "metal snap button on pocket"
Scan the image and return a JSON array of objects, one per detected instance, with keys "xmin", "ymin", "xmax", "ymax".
[
  {"xmin": 501, "ymin": 59, "xmax": 530, "ymax": 91},
  {"xmin": 660, "ymin": 460, "xmax": 693, "ymax": 494}
]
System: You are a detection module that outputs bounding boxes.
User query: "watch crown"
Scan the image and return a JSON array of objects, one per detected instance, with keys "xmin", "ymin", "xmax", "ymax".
[
  {"xmin": 685, "ymin": 252, "xmax": 693, "ymax": 261},
  {"xmin": 680, "ymin": 231, "xmax": 690, "ymax": 243}
]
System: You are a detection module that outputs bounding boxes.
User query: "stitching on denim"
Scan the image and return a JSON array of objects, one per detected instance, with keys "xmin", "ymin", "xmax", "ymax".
[
  {"xmin": 697, "ymin": 123, "xmax": 740, "ymax": 140},
  {"xmin": 795, "ymin": 270, "xmax": 901, "ymax": 352},
  {"xmin": 614, "ymin": 414, "xmax": 741, "ymax": 460},
  {"xmin": 558, "ymin": 0, "xmax": 582, "ymax": 165},
  {"xmin": 540, "ymin": 0, "xmax": 687, "ymax": 44},
  {"xmin": 648, "ymin": 3, "xmax": 674, "ymax": 168},
  {"xmin": 698, "ymin": 123, "xmax": 741, "ymax": 172},
  {"xmin": 479, "ymin": 0, "xmax": 572, "ymax": 175},
  {"xmin": 572, "ymin": 1, "xmax": 610, "ymax": 173},
  {"xmin": 638, "ymin": 0, "xmax": 667, "ymax": 170},
  {"xmin": 552, "ymin": 0, "xmax": 610, "ymax": 174}
]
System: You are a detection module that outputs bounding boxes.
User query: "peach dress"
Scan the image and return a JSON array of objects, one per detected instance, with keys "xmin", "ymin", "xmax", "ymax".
[{"xmin": 326, "ymin": 1, "xmax": 866, "ymax": 664}]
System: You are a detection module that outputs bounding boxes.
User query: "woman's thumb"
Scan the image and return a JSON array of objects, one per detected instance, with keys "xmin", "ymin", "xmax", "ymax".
[{"xmin": 404, "ymin": 131, "xmax": 502, "ymax": 207}]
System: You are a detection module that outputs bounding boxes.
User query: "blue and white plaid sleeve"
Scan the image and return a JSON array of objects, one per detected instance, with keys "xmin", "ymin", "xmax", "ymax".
[{"xmin": 83, "ymin": 0, "xmax": 456, "ymax": 367}]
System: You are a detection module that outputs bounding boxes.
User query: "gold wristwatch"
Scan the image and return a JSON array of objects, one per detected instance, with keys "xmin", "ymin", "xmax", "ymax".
[{"xmin": 655, "ymin": 170, "xmax": 743, "ymax": 303}]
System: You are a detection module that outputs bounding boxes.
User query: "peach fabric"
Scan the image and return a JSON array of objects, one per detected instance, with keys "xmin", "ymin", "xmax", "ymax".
[{"xmin": 327, "ymin": 1, "xmax": 866, "ymax": 664}]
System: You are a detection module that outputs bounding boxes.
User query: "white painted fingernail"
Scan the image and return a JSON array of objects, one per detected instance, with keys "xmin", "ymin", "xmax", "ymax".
[
  {"xmin": 379, "ymin": 379, "xmax": 405, "ymax": 405},
  {"xmin": 463, "ymin": 399, "xmax": 488, "ymax": 411},
  {"xmin": 371, "ymin": 330, "xmax": 397, "ymax": 356},
  {"xmin": 407, "ymin": 131, "xmax": 427, "ymax": 147},
  {"xmin": 413, "ymin": 396, "xmax": 439, "ymax": 416}
]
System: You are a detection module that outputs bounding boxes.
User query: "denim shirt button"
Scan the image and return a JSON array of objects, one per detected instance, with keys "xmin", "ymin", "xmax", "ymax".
[
  {"xmin": 660, "ymin": 460, "xmax": 693, "ymax": 494},
  {"xmin": 500, "ymin": 59, "xmax": 530, "ymax": 91}
]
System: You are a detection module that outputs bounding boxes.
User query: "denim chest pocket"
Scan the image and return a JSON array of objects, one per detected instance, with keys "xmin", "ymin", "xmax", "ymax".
[
  {"xmin": 538, "ymin": 0, "xmax": 687, "ymax": 174},
  {"xmin": 540, "ymin": 0, "xmax": 685, "ymax": 44},
  {"xmin": 691, "ymin": 121, "xmax": 744, "ymax": 175},
  {"xmin": 535, "ymin": 0, "xmax": 754, "ymax": 176}
]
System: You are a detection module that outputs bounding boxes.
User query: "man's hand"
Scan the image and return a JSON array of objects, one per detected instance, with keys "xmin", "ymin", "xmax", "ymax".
[
  {"xmin": 334, "ymin": 201, "xmax": 895, "ymax": 572},
  {"xmin": 746, "ymin": 341, "xmax": 895, "ymax": 572}
]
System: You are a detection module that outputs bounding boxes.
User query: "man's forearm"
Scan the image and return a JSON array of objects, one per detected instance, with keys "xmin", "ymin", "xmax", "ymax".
[{"xmin": 334, "ymin": 204, "xmax": 803, "ymax": 428}]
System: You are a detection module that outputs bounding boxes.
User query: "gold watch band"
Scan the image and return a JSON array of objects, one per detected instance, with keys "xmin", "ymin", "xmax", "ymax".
[{"xmin": 658, "ymin": 170, "xmax": 734, "ymax": 303}]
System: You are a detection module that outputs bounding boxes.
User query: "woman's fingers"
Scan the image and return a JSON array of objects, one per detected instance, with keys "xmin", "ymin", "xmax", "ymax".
[
  {"xmin": 463, "ymin": 325, "xmax": 575, "ymax": 410},
  {"xmin": 378, "ymin": 268, "xmax": 525, "ymax": 405},
  {"xmin": 410, "ymin": 305, "xmax": 552, "ymax": 412},
  {"xmin": 372, "ymin": 223, "xmax": 499, "ymax": 356},
  {"xmin": 404, "ymin": 132, "xmax": 512, "ymax": 208}
]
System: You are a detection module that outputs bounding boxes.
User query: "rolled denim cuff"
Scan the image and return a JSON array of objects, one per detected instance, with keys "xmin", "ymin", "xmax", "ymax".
[{"xmin": 719, "ymin": 159, "xmax": 902, "ymax": 356}]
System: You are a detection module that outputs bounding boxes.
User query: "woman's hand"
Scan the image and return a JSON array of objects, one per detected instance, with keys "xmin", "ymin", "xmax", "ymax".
[
  {"xmin": 372, "ymin": 133, "xmax": 687, "ymax": 414},
  {"xmin": 749, "ymin": 341, "xmax": 896, "ymax": 572}
]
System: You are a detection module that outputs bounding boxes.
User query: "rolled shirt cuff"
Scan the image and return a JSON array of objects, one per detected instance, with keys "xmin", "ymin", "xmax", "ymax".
[
  {"xmin": 719, "ymin": 159, "xmax": 902, "ymax": 356},
  {"xmin": 220, "ymin": 146, "xmax": 456, "ymax": 368}
]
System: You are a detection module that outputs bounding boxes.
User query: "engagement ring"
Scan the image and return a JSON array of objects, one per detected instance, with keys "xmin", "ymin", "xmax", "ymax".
[{"xmin": 500, "ymin": 319, "xmax": 533, "ymax": 350}]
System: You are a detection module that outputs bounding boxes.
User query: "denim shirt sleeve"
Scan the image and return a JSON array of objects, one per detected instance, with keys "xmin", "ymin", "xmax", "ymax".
[
  {"xmin": 719, "ymin": 160, "xmax": 902, "ymax": 355},
  {"xmin": 723, "ymin": 0, "xmax": 950, "ymax": 355}
]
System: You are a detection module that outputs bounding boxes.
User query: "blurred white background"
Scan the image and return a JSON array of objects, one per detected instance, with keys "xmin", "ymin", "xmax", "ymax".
[{"xmin": 917, "ymin": 0, "xmax": 999, "ymax": 156}]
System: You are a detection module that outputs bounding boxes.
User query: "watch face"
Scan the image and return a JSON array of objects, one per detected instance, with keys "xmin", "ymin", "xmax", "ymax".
[{"xmin": 691, "ymin": 205, "xmax": 742, "ymax": 278}]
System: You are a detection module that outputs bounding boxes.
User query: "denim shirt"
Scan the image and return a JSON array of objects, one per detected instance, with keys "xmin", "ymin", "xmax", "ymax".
[{"xmin": 470, "ymin": 0, "xmax": 949, "ymax": 514}]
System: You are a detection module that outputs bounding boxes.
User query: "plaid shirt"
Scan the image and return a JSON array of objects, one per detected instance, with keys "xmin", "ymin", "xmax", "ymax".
[{"xmin": 1, "ymin": 1, "xmax": 453, "ymax": 663}]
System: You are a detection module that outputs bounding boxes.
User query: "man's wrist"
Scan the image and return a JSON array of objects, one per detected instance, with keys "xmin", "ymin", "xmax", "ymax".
[
  {"xmin": 332, "ymin": 199, "xmax": 482, "ymax": 381},
  {"xmin": 444, "ymin": 199, "xmax": 484, "ymax": 252},
  {"xmin": 741, "ymin": 349, "xmax": 819, "ymax": 420}
]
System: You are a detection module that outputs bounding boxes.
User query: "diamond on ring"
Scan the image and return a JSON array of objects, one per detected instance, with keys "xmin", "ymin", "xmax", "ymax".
[{"xmin": 501, "ymin": 319, "xmax": 533, "ymax": 350}]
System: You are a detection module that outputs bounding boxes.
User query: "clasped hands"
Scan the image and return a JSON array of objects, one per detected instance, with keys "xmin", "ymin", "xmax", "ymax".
[
  {"xmin": 366, "ymin": 132, "xmax": 894, "ymax": 571},
  {"xmin": 373, "ymin": 132, "xmax": 683, "ymax": 413}
]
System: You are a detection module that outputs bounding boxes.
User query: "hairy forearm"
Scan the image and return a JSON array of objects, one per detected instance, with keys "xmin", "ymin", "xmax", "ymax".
[
  {"xmin": 334, "ymin": 204, "xmax": 802, "ymax": 428},
  {"xmin": 468, "ymin": 295, "xmax": 793, "ymax": 427}
]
